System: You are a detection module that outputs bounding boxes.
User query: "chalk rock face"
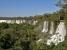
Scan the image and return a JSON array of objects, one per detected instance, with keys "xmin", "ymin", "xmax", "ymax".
[
  {"xmin": 49, "ymin": 22, "xmax": 54, "ymax": 34},
  {"xmin": 47, "ymin": 22, "xmax": 66, "ymax": 45},
  {"xmin": 42, "ymin": 21, "xmax": 48, "ymax": 33}
]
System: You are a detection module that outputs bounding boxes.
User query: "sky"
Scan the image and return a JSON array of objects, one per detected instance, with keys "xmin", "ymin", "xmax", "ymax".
[{"xmin": 0, "ymin": 0, "xmax": 60, "ymax": 17}]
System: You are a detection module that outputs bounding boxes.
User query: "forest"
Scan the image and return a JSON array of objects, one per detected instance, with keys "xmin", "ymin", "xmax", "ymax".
[{"xmin": 0, "ymin": 0, "xmax": 67, "ymax": 50}]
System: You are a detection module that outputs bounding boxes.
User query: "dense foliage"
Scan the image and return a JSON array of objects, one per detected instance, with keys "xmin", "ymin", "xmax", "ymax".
[
  {"xmin": 0, "ymin": 14, "xmax": 67, "ymax": 50},
  {"xmin": 0, "ymin": 0, "xmax": 67, "ymax": 50}
]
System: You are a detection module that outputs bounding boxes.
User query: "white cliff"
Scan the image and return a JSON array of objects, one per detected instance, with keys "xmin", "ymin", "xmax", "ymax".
[{"xmin": 47, "ymin": 21, "xmax": 66, "ymax": 45}]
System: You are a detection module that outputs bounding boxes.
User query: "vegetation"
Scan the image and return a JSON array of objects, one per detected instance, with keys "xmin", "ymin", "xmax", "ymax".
[
  {"xmin": 0, "ymin": 0, "xmax": 67, "ymax": 50},
  {"xmin": 0, "ymin": 12, "xmax": 67, "ymax": 50}
]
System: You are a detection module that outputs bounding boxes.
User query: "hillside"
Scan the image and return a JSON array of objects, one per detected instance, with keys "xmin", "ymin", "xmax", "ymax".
[{"xmin": 0, "ymin": 12, "xmax": 67, "ymax": 50}]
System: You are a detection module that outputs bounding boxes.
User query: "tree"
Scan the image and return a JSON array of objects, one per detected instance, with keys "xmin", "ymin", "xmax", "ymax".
[{"xmin": 56, "ymin": 0, "xmax": 67, "ymax": 13}]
